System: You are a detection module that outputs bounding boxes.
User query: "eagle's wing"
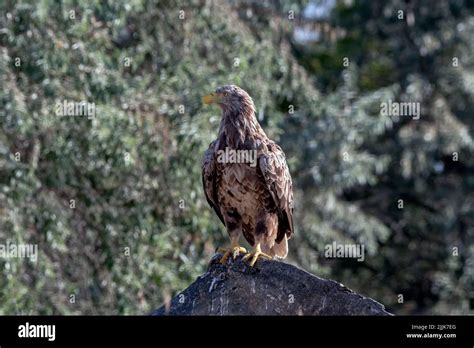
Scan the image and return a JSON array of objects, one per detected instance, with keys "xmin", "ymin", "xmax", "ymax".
[
  {"xmin": 258, "ymin": 142, "xmax": 294, "ymax": 242},
  {"xmin": 202, "ymin": 141, "xmax": 225, "ymax": 226}
]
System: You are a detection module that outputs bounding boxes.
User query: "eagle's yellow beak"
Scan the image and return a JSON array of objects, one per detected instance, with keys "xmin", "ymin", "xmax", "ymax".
[{"xmin": 202, "ymin": 93, "xmax": 221, "ymax": 105}]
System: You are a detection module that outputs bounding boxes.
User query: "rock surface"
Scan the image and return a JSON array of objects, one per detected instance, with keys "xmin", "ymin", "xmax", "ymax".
[{"xmin": 152, "ymin": 254, "xmax": 392, "ymax": 315}]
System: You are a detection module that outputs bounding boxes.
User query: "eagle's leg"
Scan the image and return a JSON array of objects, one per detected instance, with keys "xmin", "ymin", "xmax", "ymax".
[
  {"xmin": 218, "ymin": 236, "xmax": 247, "ymax": 264},
  {"xmin": 242, "ymin": 242, "xmax": 272, "ymax": 267}
]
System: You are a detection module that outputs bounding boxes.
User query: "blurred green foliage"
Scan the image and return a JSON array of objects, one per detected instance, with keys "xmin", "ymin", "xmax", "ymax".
[{"xmin": 0, "ymin": 0, "xmax": 473, "ymax": 314}]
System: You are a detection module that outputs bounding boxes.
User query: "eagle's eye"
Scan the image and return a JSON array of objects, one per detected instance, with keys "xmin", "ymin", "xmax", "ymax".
[{"xmin": 223, "ymin": 92, "xmax": 229, "ymax": 97}]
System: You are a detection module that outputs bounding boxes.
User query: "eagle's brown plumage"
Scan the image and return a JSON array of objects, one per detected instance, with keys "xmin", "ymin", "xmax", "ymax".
[{"xmin": 202, "ymin": 85, "xmax": 294, "ymax": 265}]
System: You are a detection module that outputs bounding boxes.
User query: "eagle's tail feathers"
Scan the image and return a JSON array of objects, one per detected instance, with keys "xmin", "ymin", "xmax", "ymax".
[{"xmin": 263, "ymin": 235, "xmax": 288, "ymax": 259}]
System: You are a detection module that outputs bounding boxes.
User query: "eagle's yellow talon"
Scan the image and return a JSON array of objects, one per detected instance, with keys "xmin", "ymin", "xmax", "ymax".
[
  {"xmin": 242, "ymin": 243, "xmax": 272, "ymax": 267},
  {"xmin": 232, "ymin": 246, "xmax": 247, "ymax": 259},
  {"xmin": 218, "ymin": 244, "xmax": 247, "ymax": 264}
]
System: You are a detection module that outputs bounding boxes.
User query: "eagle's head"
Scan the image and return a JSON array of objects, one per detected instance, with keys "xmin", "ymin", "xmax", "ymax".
[{"xmin": 202, "ymin": 85, "xmax": 255, "ymax": 118}]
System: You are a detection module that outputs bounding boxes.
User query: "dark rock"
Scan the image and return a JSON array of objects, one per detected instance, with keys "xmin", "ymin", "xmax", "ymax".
[{"xmin": 152, "ymin": 254, "xmax": 393, "ymax": 316}]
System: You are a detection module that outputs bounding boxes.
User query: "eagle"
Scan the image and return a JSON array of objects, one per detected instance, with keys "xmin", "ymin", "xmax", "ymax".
[{"xmin": 201, "ymin": 85, "xmax": 294, "ymax": 267}]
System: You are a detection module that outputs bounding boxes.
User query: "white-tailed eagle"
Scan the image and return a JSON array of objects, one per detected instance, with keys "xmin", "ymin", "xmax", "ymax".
[{"xmin": 202, "ymin": 85, "xmax": 294, "ymax": 267}]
